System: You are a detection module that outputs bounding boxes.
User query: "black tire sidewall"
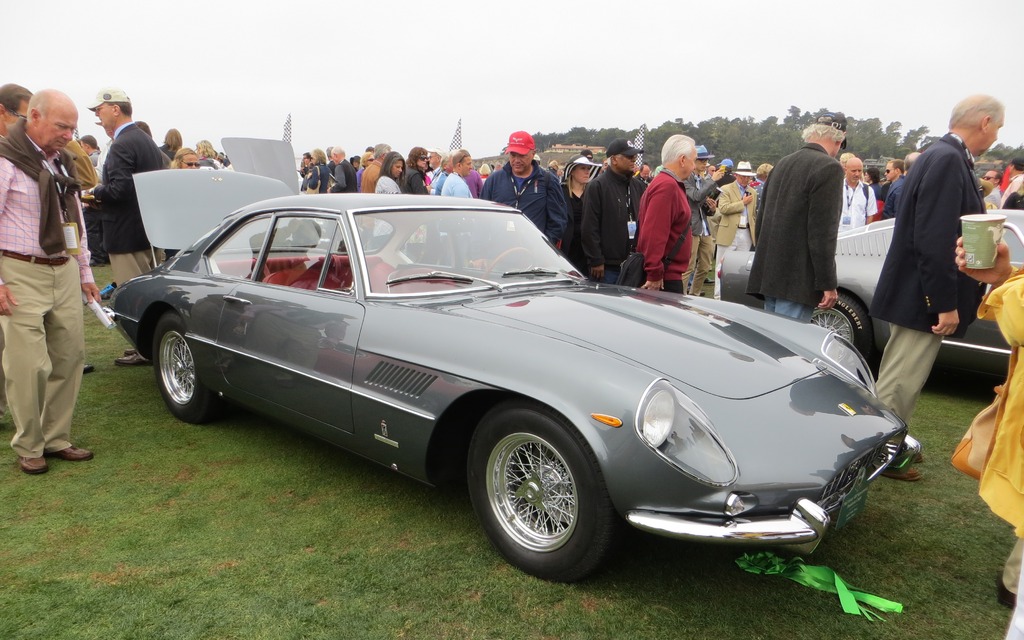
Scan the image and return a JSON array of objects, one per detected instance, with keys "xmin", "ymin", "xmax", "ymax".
[
  {"xmin": 467, "ymin": 400, "xmax": 616, "ymax": 582},
  {"xmin": 152, "ymin": 312, "xmax": 218, "ymax": 423}
]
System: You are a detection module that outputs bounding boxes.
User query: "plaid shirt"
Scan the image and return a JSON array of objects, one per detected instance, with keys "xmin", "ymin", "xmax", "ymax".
[{"xmin": 0, "ymin": 155, "xmax": 94, "ymax": 286}]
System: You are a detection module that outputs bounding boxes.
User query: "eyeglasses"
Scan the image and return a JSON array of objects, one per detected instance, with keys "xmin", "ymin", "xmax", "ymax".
[
  {"xmin": 884, "ymin": 169, "xmax": 894, "ymax": 174},
  {"xmin": 983, "ymin": 175, "xmax": 999, "ymax": 181},
  {"xmin": 183, "ymin": 162, "xmax": 200, "ymax": 167},
  {"xmin": 15, "ymin": 113, "xmax": 27, "ymax": 121},
  {"xmin": 419, "ymin": 156, "xmax": 429, "ymax": 161}
]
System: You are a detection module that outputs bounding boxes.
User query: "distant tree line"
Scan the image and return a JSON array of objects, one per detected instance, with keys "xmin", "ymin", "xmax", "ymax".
[{"xmin": 532, "ymin": 106, "xmax": 1024, "ymax": 168}]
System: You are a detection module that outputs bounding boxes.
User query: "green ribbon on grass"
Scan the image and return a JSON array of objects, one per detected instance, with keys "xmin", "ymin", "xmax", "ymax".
[{"xmin": 736, "ymin": 552, "xmax": 903, "ymax": 621}]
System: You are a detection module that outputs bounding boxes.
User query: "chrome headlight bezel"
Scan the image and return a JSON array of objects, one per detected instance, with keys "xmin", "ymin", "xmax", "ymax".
[
  {"xmin": 635, "ymin": 379, "xmax": 738, "ymax": 486},
  {"xmin": 816, "ymin": 333, "xmax": 877, "ymax": 396}
]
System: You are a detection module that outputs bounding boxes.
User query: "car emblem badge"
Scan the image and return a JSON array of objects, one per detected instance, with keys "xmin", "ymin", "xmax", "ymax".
[{"xmin": 838, "ymin": 403, "xmax": 857, "ymax": 416}]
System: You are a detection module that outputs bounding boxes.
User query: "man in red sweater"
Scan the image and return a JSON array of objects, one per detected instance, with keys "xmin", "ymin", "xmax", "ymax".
[{"xmin": 636, "ymin": 135, "xmax": 696, "ymax": 293}]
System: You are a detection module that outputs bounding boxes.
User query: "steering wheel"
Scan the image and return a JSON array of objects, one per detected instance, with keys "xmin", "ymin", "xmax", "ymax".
[{"xmin": 484, "ymin": 246, "xmax": 532, "ymax": 278}]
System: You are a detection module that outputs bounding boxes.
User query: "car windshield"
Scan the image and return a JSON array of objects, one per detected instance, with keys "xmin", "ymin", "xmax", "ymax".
[{"xmin": 351, "ymin": 208, "xmax": 583, "ymax": 295}]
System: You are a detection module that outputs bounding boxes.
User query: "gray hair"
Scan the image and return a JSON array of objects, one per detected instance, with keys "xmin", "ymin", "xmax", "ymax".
[
  {"xmin": 948, "ymin": 94, "xmax": 1004, "ymax": 129},
  {"xmin": 802, "ymin": 123, "xmax": 846, "ymax": 143},
  {"xmin": 661, "ymin": 134, "xmax": 696, "ymax": 166},
  {"xmin": 331, "ymin": 146, "xmax": 346, "ymax": 159},
  {"xmin": 373, "ymin": 143, "xmax": 391, "ymax": 159}
]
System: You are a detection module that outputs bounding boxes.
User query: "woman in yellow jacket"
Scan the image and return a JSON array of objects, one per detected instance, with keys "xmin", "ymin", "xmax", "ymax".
[{"xmin": 957, "ymin": 239, "xmax": 1024, "ymax": 639}]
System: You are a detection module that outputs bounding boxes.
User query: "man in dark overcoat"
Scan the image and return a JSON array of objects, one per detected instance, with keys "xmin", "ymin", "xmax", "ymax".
[{"xmin": 746, "ymin": 113, "xmax": 847, "ymax": 321}]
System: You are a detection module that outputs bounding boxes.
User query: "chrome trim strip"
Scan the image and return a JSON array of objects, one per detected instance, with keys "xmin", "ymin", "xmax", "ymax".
[
  {"xmin": 374, "ymin": 434, "xmax": 400, "ymax": 448},
  {"xmin": 185, "ymin": 334, "xmax": 436, "ymax": 421},
  {"xmin": 942, "ymin": 339, "xmax": 1011, "ymax": 356},
  {"xmin": 626, "ymin": 499, "xmax": 829, "ymax": 550}
]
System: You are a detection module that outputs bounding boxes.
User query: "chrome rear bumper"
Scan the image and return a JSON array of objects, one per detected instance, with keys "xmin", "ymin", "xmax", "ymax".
[{"xmin": 626, "ymin": 498, "xmax": 829, "ymax": 554}]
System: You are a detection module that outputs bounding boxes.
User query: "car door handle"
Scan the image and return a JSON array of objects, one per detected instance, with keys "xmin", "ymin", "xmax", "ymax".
[{"xmin": 223, "ymin": 295, "xmax": 252, "ymax": 305}]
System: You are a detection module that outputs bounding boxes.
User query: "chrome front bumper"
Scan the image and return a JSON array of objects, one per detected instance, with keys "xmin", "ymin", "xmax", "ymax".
[{"xmin": 625, "ymin": 498, "xmax": 829, "ymax": 554}]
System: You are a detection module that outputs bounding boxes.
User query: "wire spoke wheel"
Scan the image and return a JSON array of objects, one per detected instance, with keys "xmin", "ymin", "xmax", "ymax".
[
  {"xmin": 160, "ymin": 330, "xmax": 196, "ymax": 406},
  {"xmin": 487, "ymin": 433, "xmax": 578, "ymax": 552}
]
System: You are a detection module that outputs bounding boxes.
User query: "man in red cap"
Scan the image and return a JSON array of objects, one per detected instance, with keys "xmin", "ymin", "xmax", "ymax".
[{"xmin": 481, "ymin": 131, "xmax": 567, "ymax": 243}]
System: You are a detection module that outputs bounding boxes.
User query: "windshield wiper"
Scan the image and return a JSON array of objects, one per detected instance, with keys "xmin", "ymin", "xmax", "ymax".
[
  {"xmin": 500, "ymin": 267, "xmax": 566, "ymax": 278},
  {"xmin": 385, "ymin": 270, "xmax": 501, "ymax": 290}
]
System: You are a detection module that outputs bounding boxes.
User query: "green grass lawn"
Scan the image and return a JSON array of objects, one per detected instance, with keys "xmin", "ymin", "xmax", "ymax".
[{"xmin": 0, "ymin": 266, "xmax": 1014, "ymax": 639}]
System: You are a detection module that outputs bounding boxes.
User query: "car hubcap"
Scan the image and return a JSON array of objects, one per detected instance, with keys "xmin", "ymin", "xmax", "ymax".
[
  {"xmin": 160, "ymin": 330, "xmax": 195, "ymax": 405},
  {"xmin": 812, "ymin": 308, "xmax": 853, "ymax": 343},
  {"xmin": 487, "ymin": 433, "xmax": 577, "ymax": 552}
]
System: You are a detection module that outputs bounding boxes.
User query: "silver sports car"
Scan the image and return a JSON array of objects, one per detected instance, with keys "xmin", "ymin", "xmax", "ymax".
[
  {"xmin": 721, "ymin": 212, "xmax": 1024, "ymax": 376},
  {"xmin": 111, "ymin": 170, "xmax": 914, "ymax": 582}
]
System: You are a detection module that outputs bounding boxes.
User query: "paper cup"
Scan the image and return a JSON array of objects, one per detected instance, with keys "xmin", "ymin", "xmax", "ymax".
[{"xmin": 961, "ymin": 213, "xmax": 1006, "ymax": 269}]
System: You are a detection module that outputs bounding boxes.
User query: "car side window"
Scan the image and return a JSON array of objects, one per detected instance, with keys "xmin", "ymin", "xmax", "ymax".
[
  {"xmin": 260, "ymin": 216, "xmax": 346, "ymax": 291},
  {"xmin": 206, "ymin": 216, "xmax": 273, "ymax": 279}
]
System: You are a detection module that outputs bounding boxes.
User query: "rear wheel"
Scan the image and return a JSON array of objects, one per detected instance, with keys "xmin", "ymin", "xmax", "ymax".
[
  {"xmin": 467, "ymin": 400, "xmax": 620, "ymax": 582},
  {"xmin": 153, "ymin": 312, "xmax": 221, "ymax": 423},
  {"xmin": 812, "ymin": 292, "xmax": 874, "ymax": 358}
]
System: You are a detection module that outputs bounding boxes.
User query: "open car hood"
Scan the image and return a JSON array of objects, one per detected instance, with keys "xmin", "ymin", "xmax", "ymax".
[
  {"xmin": 133, "ymin": 170, "xmax": 293, "ymax": 250},
  {"xmin": 221, "ymin": 137, "xmax": 301, "ymax": 195}
]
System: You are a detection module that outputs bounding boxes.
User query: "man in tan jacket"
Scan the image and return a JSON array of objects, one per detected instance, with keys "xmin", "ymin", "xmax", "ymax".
[{"xmin": 713, "ymin": 160, "xmax": 757, "ymax": 298}]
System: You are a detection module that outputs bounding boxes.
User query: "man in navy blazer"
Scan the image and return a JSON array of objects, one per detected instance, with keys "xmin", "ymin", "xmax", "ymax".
[
  {"xmin": 870, "ymin": 94, "xmax": 1003, "ymax": 479},
  {"xmin": 89, "ymin": 88, "xmax": 165, "ymax": 283},
  {"xmin": 88, "ymin": 88, "xmax": 167, "ymax": 365}
]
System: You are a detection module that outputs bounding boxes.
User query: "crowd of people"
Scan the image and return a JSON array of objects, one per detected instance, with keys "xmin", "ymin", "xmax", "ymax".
[{"xmin": 0, "ymin": 81, "xmax": 1021, "ymax": 637}]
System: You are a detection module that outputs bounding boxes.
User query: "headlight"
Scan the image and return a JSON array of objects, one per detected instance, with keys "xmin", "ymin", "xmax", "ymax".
[
  {"xmin": 817, "ymin": 333, "xmax": 877, "ymax": 396},
  {"xmin": 636, "ymin": 380, "xmax": 738, "ymax": 486}
]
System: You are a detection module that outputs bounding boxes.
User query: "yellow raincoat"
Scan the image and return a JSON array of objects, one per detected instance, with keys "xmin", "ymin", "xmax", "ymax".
[{"xmin": 978, "ymin": 271, "xmax": 1024, "ymax": 536}]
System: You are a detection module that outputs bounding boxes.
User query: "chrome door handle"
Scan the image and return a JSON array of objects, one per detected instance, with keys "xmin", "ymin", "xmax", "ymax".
[{"xmin": 223, "ymin": 295, "xmax": 252, "ymax": 305}]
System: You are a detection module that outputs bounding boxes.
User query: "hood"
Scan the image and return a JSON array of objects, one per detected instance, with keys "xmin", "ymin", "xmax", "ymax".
[
  {"xmin": 460, "ymin": 287, "xmax": 823, "ymax": 399},
  {"xmin": 133, "ymin": 170, "xmax": 294, "ymax": 250}
]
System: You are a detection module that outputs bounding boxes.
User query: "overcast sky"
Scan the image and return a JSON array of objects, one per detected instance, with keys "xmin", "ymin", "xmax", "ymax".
[{"xmin": 7, "ymin": 0, "xmax": 1023, "ymax": 161}]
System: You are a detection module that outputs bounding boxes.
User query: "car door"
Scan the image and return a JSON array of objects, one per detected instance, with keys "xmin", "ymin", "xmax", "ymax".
[{"xmin": 215, "ymin": 212, "xmax": 364, "ymax": 438}]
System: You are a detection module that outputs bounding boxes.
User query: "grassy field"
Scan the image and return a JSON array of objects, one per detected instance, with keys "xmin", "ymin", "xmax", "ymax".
[{"xmin": 0, "ymin": 265, "xmax": 1015, "ymax": 639}]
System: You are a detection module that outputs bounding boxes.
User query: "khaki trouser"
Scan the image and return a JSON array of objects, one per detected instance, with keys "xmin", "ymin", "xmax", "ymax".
[
  {"xmin": 109, "ymin": 249, "xmax": 155, "ymax": 287},
  {"xmin": 1005, "ymin": 538, "xmax": 1023, "ymax": 595},
  {"xmin": 682, "ymin": 235, "xmax": 715, "ymax": 296},
  {"xmin": 874, "ymin": 324, "xmax": 943, "ymax": 424},
  {"xmin": 0, "ymin": 258, "xmax": 85, "ymax": 457}
]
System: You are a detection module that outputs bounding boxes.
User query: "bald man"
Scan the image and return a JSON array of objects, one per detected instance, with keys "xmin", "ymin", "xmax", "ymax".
[
  {"xmin": 0, "ymin": 89, "xmax": 100, "ymax": 474},
  {"xmin": 839, "ymin": 157, "xmax": 874, "ymax": 233}
]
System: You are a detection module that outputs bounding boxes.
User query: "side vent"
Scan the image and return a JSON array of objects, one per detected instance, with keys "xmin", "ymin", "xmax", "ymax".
[{"xmin": 365, "ymin": 362, "xmax": 437, "ymax": 397}]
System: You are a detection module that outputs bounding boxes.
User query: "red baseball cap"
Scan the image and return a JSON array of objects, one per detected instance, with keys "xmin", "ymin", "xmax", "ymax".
[{"xmin": 506, "ymin": 131, "xmax": 535, "ymax": 155}]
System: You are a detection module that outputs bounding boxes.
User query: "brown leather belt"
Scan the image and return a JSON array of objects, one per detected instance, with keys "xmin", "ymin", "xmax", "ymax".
[{"xmin": 0, "ymin": 250, "xmax": 70, "ymax": 266}]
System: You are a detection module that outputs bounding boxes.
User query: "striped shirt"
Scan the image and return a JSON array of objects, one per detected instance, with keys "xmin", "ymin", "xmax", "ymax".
[{"xmin": 0, "ymin": 154, "xmax": 94, "ymax": 286}]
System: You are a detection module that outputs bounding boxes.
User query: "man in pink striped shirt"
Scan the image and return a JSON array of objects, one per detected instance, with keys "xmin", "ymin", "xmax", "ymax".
[{"xmin": 0, "ymin": 89, "xmax": 100, "ymax": 474}]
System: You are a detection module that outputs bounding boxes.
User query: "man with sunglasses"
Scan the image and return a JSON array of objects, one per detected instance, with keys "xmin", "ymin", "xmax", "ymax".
[
  {"xmin": 981, "ymin": 168, "xmax": 1003, "ymax": 208},
  {"xmin": 881, "ymin": 159, "xmax": 905, "ymax": 219},
  {"xmin": 0, "ymin": 84, "xmax": 31, "ymax": 140}
]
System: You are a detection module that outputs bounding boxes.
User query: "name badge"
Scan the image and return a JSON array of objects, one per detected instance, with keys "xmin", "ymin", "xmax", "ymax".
[
  {"xmin": 63, "ymin": 222, "xmax": 80, "ymax": 255},
  {"xmin": 627, "ymin": 220, "xmax": 637, "ymax": 239}
]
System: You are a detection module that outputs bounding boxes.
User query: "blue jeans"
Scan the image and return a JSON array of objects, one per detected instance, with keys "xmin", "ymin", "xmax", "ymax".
[
  {"xmin": 602, "ymin": 269, "xmax": 620, "ymax": 284},
  {"xmin": 763, "ymin": 296, "xmax": 814, "ymax": 322}
]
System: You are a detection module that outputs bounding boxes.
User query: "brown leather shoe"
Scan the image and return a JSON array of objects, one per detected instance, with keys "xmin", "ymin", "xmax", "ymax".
[
  {"xmin": 44, "ymin": 446, "xmax": 94, "ymax": 461},
  {"xmin": 18, "ymin": 456, "xmax": 48, "ymax": 474},
  {"xmin": 882, "ymin": 466, "xmax": 922, "ymax": 481},
  {"xmin": 114, "ymin": 351, "xmax": 150, "ymax": 366}
]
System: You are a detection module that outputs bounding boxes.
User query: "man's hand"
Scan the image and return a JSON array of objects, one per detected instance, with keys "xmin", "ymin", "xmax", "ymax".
[
  {"xmin": 704, "ymin": 197, "xmax": 718, "ymax": 212},
  {"xmin": 82, "ymin": 282, "xmax": 100, "ymax": 304},
  {"xmin": 818, "ymin": 289, "xmax": 838, "ymax": 309},
  {"xmin": 0, "ymin": 284, "xmax": 18, "ymax": 316},
  {"xmin": 641, "ymin": 279, "xmax": 663, "ymax": 291},
  {"xmin": 741, "ymin": 193, "xmax": 753, "ymax": 206},
  {"xmin": 712, "ymin": 168, "xmax": 726, "ymax": 181},
  {"xmin": 956, "ymin": 236, "xmax": 1014, "ymax": 287},
  {"xmin": 932, "ymin": 309, "xmax": 959, "ymax": 336},
  {"xmin": 590, "ymin": 265, "xmax": 605, "ymax": 281}
]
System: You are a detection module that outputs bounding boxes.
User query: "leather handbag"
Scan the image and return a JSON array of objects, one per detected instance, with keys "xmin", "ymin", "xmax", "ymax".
[{"xmin": 951, "ymin": 384, "xmax": 1004, "ymax": 480}]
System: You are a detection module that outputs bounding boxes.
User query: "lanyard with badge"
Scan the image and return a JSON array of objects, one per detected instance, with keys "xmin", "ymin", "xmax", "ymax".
[{"xmin": 42, "ymin": 156, "xmax": 81, "ymax": 255}]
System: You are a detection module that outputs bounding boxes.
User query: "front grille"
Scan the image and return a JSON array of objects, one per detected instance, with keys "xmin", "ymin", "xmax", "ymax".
[{"xmin": 818, "ymin": 437, "xmax": 896, "ymax": 514}]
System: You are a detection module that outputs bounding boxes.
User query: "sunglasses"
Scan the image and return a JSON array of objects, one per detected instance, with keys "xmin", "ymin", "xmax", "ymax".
[{"xmin": 183, "ymin": 162, "xmax": 200, "ymax": 167}]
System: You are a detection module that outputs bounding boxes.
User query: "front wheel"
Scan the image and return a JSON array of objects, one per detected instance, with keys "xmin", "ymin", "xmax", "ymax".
[
  {"xmin": 467, "ymin": 400, "xmax": 620, "ymax": 582},
  {"xmin": 812, "ymin": 292, "xmax": 874, "ymax": 358},
  {"xmin": 152, "ymin": 312, "xmax": 222, "ymax": 423}
]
